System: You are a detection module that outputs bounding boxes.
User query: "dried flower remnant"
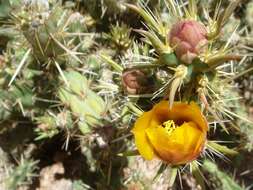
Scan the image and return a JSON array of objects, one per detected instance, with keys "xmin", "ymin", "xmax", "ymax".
[
  {"xmin": 169, "ymin": 20, "xmax": 208, "ymax": 64},
  {"xmin": 132, "ymin": 101, "xmax": 208, "ymax": 165}
]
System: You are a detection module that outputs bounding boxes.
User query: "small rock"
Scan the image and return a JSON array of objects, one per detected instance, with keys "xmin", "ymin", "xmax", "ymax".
[{"xmin": 36, "ymin": 162, "xmax": 73, "ymax": 190}]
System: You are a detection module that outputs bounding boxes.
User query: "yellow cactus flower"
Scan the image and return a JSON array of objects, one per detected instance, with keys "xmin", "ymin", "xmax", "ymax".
[{"xmin": 132, "ymin": 101, "xmax": 208, "ymax": 165}]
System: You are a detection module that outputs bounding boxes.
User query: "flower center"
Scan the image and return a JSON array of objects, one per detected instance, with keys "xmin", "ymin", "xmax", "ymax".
[{"xmin": 161, "ymin": 120, "xmax": 178, "ymax": 134}]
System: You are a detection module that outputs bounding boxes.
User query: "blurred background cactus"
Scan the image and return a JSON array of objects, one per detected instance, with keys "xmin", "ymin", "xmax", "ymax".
[{"xmin": 0, "ymin": 0, "xmax": 252, "ymax": 189}]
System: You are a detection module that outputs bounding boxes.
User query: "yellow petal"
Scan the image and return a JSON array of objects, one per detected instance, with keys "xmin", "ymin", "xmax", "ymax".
[
  {"xmin": 153, "ymin": 101, "xmax": 208, "ymax": 132},
  {"xmin": 170, "ymin": 122, "xmax": 206, "ymax": 156},
  {"xmin": 146, "ymin": 121, "xmax": 205, "ymax": 165},
  {"xmin": 132, "ymin": 110, "xmax": 153, "ymax": 133},
  {"xmin": 131, "ymin": 100, "xmax": 207, "ymax": 164},
  {"xmin": 131, "ymin": 111, "xmax": 156, "ymax": 160}
]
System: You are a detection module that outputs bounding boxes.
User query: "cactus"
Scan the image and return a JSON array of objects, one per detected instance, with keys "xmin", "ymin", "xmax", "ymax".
[
  {"xmin": 0, "ymin": 0, "xmax": 252, "ymax": 189},
  {"xmin": 58, "ymin": 70, "xmax": 107, "ymax": 134},
  {"xmin": 203, "ymin": 159, "xmax": 244, "ymax": 190},
  {"xmin": 5, "ymin": 157, "xmax": 38, "ymax": 190},
  {"xmin": 105, "ymin": 23, "xmax": 132, "ymax": 52}
]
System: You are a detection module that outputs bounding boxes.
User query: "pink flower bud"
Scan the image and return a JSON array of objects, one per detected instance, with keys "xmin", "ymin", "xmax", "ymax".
[{"xmin": 169, "ymin": 20, "xmax": 208, "ymax": 64}]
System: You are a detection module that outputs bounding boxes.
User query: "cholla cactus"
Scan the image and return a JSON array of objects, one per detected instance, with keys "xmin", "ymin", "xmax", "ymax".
[
  {"xmin": 113, "ymin": 0, "xmax": 252, "ymax": 188},
  {"xmin": 202, "ymin": 159, "xmax": 244, "ymax": 190},
  {"xmin": 5, "ymin": 157, "xmax": 38, "ymax": 190},
  {"xmin": 126, "ymin": 0, "xmax": 243, "ymax": 108},
  {"xmin": 106, "ymin": 23, "xmax": 132, "ymax": 52},
  {"xmin": 246, "ymin": 0, "xmax": 253, "ymax": 27},
  {"xmin": 0, "ymin": 0, "xmax": 252, "ymax": 189},
  {"xmin": 58, "ymin": 70, "xmax": 107, "ymax": 134}
]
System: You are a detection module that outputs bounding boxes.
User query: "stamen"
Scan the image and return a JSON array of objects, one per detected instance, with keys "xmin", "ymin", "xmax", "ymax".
[{"xmin": 161, "ymin": 120, "xmax": 177, "ymax": 134}]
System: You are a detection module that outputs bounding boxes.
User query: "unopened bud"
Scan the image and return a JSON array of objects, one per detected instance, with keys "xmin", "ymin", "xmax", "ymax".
[
  {"xmin": 169, "ymin": 20, "xmax": 208, "ymax": 64},
  {"xmin": 122, "ymin": 69, "xmax": 153, "ymax": 95}
]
